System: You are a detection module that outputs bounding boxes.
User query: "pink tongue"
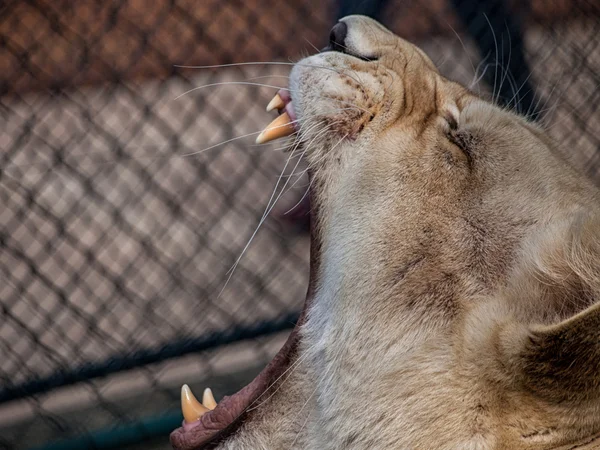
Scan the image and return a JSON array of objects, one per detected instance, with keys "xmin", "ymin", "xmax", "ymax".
[
  {"xmin": 285, "ymin": 101, "xmax": 297, "ymax": 124},
  {"xmin": 277, "ymin": 89, "xmax": 297, "ymax": 124}
]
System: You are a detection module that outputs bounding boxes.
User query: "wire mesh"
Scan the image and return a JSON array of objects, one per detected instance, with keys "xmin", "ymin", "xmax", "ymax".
[{"xmin": 0, "ymin": 0, "xmax": 599, "ymax": 449}]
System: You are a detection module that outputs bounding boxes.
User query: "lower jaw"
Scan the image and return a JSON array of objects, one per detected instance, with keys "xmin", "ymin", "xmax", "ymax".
[{"xmin": 170, "ymin": 184, "xmax": 321, "ymax": 450}]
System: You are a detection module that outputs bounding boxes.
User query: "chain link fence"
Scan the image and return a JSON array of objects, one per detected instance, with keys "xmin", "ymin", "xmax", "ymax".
[{"xmin": 1, "ymin": 0, "xmax": 599, "ymax": 449}]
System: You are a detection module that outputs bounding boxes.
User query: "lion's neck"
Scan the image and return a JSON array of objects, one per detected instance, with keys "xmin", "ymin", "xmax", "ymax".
[{"xmin": 300, "ymin": 213, "xmax": 464, "ymax": 448}]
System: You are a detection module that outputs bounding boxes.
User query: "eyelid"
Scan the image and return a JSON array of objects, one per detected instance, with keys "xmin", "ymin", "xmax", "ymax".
[{"xmin": 447, "ymin": 129, "xmax": 474, "ymax": 168}]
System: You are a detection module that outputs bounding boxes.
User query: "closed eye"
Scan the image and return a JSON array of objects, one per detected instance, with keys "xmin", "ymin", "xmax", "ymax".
[
  {"xmin": 447, "ymin": 129, "xmax": 474, "ymax": 168},
  {"xmin": 442, "ymin": 112, "xmax": 475, "ymax": 167},
  {"xmin": 327, "ymin": 45, "xmax": 378, "ymax": 62}
]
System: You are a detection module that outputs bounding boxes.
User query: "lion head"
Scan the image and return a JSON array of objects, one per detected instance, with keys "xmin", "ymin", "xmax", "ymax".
[{"xmin": 171, "ymin": 15, "xmax": 600, "ymax": 450}]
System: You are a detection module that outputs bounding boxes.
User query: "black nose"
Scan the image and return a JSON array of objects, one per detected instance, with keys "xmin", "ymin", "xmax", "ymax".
[{"xmin": 329, "ymin": 22, "xmax": 348, "ymax": 52}]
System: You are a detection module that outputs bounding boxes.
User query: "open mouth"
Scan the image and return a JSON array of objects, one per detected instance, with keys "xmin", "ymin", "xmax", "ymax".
[{"xmin": 170, "ymin": 92, "xmax": 317, "ymax": 450}]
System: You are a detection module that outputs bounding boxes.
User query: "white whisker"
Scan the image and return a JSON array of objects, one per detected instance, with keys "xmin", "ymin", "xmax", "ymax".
[
  {"xmin": 470, "ymin": 53, "xmax": 492, "ymax": 93},
  {"xmin": 483, "ymin": 14, "xmax": 500, "ymax": 106},
  {"xmin": 180, "ymin": 120, "xmax": 300, "ymax": 157},
  {"xmin": 245, "ymin": 75, "xmax": 290, "ymax": 82},
  {"xmin": 175, "ymin": 61, "xmax": 365, "ymax": 87},
  {"xmin": 445, "ymin": 21, "xmax": 477, "ymax": 80},
  {"xmin": 287, "ymin": 384, "xmax": 318, "ymax": 449},
  {"xmin": 217, "ymin": 121, "xmax": 329, "ymax": 298},
  {"xmin": 246, "ymin": 348, "xmax": 312, "ymax": 413},
  {"xmin": 283, "ymin": 178, "xmax": 313, "ymax": 216},
  {"xmin": 303, "ymin": 37, "xmax": 321, "ymax": 54},
  {"xmin": 306, "ymin": 132, "xmax": 349, "ymax": 172},
  {"xmin": 174, "ymin": 81, "xmax": 289, "ymax": 101}
]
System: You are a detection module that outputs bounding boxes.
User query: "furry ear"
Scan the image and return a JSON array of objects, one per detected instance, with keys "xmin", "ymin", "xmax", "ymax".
[
  {"xmin": 504, "ymin": 211, "xmax": 600, "ymax": 403},
  {"xmin": 518, "ymin": 301, "xmax": 600, "ymax": 403}
]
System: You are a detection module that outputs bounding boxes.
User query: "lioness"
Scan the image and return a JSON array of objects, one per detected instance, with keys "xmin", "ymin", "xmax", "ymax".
[{"xmin": 171, "ymin": 16, "xmax": 600, "ymax": 449}]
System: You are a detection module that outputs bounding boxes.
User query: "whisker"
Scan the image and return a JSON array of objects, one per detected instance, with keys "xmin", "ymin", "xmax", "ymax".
[
  {"xmin": 180, "ymin": 120, "xmax": 300, "ymax": 157},
  {"xmin": 229, "ymin": 126, "xmax": 343, "ymax": 419},
  {"xmin": 174, "ymin": 81, "xmax": 288, "ymax": 101},
  {"xmin": 282, "ymin": 176, "xmax": 313, "ymax": 215},
  {"xmin": 1, "ymin": 128, "xmax": 299, "ymax": 177},
  {"xmin": 175, "ymin": 61, "xmax": 365, "ymax": 87},
  {"xmin": 217, "ymin": 122, "xmax": 329, "ymax": 297},
  {"xmin": 483, "ymin": 14, "xmax": 500, "ymax": 106},
  {"xmin": 257, "ymin": 124, "xmax": 332, "ymax": 220},
  {"xmin": 287, "ymin": 127, "xmax": 347, "ymax": 186},
  {"xmin": 278, "ymin": 124, "xmax": 346, "ymax": 205},
  {"xmin": 470, "ymin": 53, "xmax": 492, "ymax": 93},
  {"xmin": 303, "ymin": 37, "xmax": 321, "ymax": 54},
  {"xmin": 245, "ymin": 350, "xmax": 311, "ymax": 413},
  {"xmin": 287, "ymin": 384, "xmax": 318, "ymax": 450},
  {"xmin": 4, "ymin": 107, "xmax": 360, "ymax": 175},
  {"xmin": 245, "ymin": 75, "xmax": 290, "ymax": 81},
  {"xmin": 497, "ymin": 25, "xmax": 512, "ymax": 109},
  {"xmin": 258, "ymin": 124, "xmax": 317, "ymax": 222},
  {"xmin": 445, "ymin": 21, "xmax": 477, "ymax": 80},
  {"xmin": 306, "ymin": 132, "xmax": 349, "ymax": 172}
]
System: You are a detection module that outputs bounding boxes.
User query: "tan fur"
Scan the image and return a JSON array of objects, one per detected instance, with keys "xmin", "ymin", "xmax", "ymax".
[{"xmin": 214, "ymin": 16, "xmax": 600, "ymax": 449}]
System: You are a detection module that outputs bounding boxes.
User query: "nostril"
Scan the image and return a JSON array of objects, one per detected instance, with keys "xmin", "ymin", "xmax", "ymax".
[{"xmin": 329, "ymin": 22, "xmax": 348, "ymax": 52}]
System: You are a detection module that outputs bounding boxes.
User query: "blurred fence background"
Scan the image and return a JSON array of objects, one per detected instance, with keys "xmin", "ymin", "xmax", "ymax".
[{"xmin": 1, "ymin": 0, "xmax": 599, "ymax": 449}]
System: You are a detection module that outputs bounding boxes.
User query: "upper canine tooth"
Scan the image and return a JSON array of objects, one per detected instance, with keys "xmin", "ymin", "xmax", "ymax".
[
  {"xmin": 202, "ymin": 388, "xmax": 217, "ymax": 410},
  {"xmin": 181, "ymin": 384, "xmax": 209, "ymax": 423},
  {"xmin": 266, "ymin": 93, "xmax": 285, "ymax": 112},
  {"xmin": 256, "ymin": 112, "xmax": 295, "ymax": 144}
]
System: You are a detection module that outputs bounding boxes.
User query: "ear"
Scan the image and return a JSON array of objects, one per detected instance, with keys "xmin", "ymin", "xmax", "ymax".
[
  {"xmin": 504, "ymin": 211, "xmax": 600, "ymax": 403},
  {"xmin": 518, "ymin": 301, "xmax": 600, "ymax": 403}
]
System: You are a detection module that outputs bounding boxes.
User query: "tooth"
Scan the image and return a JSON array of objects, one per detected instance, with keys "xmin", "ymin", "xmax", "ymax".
[
  {"xmin": 181, "ymin": 384, "xmax": 209, "ymax": 423},
  {"xmin": 202, "ymin": 388, "xmax": 217, "ymax": 410},
  {"xmin": 266, "ymin": 94, "xmax": 285, "ymax": 112},
  {"xmin": 256, "ymin": 112, "xmax": 295, "ymax": 144}
]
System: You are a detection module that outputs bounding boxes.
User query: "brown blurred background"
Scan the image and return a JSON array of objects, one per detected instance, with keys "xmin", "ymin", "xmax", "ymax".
[{"xmin": 2, "ymin": 0, "xmax": 597, "ymax": 92}]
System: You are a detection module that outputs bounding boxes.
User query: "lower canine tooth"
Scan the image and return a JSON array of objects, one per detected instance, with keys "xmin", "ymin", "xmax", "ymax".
[
  {"xmin": 203, "ymin": 388, "xmax": 217, "ymax": 410},
  {"xmin": 181, "ymin": 384, "xmax": 209, "ymax": 423},
  {"xmin": 266, "ymin": 93, "xmax": 285, "ymax": 112},
  {"xmin": 256, "ymin": 112, "xmax": 295, "ymax": 144}
]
